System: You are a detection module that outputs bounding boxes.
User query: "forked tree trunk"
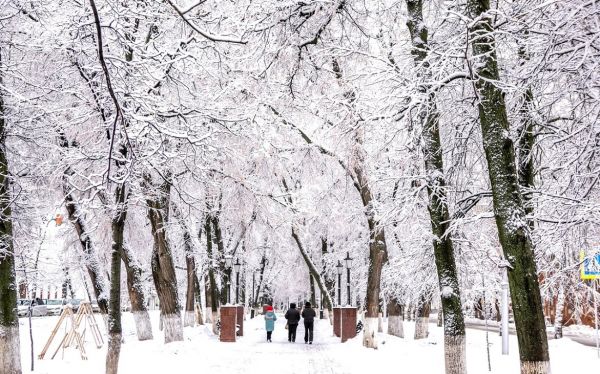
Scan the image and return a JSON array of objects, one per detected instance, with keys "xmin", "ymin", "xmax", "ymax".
[
  {"xmin": 405, "ymin": 1, "xmax": 466, "ymax": 372},
  {"xmin": 146, "ymin": 176, "xmax": 182, "ymax": 343},
  {"xmin": 121, "ymin": 244, "xmax": 152, "ymax": 341},
  {"xmin": 0, "ymin": 49, "xmax": 22, "ymax": 373},
  {"xmin": 62, "ymin": 161, "xmax": 108, "ymax": 315},
  {"xmin": 106, "ymin": 181, "xmax": 128, "ymax": 374},
  {"xmin": 414, "ymin": 296, "xmax": 431, "ymax": 340},
  {"xmin": 387, "ymin": 298, "xmax": 404, "ymax": 338},
  {"xmin": 466, "ymin": 1, "xmax": 550, "ymax": 372}
]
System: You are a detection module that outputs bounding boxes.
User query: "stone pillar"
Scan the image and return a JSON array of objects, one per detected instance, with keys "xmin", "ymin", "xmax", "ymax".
[
  {"xmin": 333, "ymin": 307, "xmax": 341, "ymax": 337},
  {"xmin": 236, "ymin": 305, "xmax": 244, "ymax": 336},
  {"xmin": 220, "ymin": 305, "xmax": 237, "ymax": 342},
  {"xmin": 340, "ymin": 307, "xmax": 357, "ymax": 343}
]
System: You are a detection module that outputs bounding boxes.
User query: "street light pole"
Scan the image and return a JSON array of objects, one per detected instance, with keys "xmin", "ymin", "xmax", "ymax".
[
  {"xmin": 225, "ymin": 255, "xmax": 233, "ymax": 304},
  {"xmin": 234, "ymin": 259, "xmax": 241, "ymax": 304},
  {"xmin": 344, "ymin": 252, "xmax": 353, "ymax": 306},
  {"xmin": 252, "ymin": 271, "xmax": 255, "ymax": 308},
  {"xmin": 336, "ymin": 260, "xmax": 343, "ymax": 306}
]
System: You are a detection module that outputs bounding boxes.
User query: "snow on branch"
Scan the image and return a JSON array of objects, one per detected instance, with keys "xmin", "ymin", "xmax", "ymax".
[{"xmin": 165, "ymin": 0, "xmax": 247, "ymax": 44}]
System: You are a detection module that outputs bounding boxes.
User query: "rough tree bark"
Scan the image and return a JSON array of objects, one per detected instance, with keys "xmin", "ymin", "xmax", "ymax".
[
  {"xmin": 387, "ymin": 298, "xmax": 404, "ymax": 338},
  {"xmin": 211, "ymin": 214, "xmax": 229, "ymax": 306},
  {"xmin": 146, "ymin": 175, "xmax": 183, "ymax": 343},
  {"xmin": 405, "ymin": 1, "xmax": 467, "ymax": 372},
  {"xmin": 554, "ymin": 285, "xmax": 565, "ymax": 339},
  {"xmin": 414, "ymin": 295, "xmax": 431, "ymax": 340},
  {"xmin": 171, "ymin": 204, "xmax": 197, "ymax": 327},
  {"xmin": 204, "ymin": 215, "xmax": 219, "ymax": 332},
  {"xmin": 0, "ymin": 46, "xmax": 22, "ymax": 373},
  {"xmin": 183, "ymin": 227, "xmax": 196, "ymax": 327},
  {"xmin": 466, "ymin": 1, "xmax": 550, "ymax": 372},
  {"xmin": 106, "ymin": 179, "xmax": 127, "ymax": 374},
  {"xmin": 121, "ymin": 244, "xmax": 153, "ymax": 341}
]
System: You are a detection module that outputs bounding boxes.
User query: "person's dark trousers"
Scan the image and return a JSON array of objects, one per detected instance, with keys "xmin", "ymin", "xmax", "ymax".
[
  {"xmin": 304, "ymin": 321, "xmax": 314, "ymax": 343},
  {"xmin": 288, "ymin": 324, "xmax": 298, "ymax": 342},
  {"xmin": 266, "ymin": 331, "xmax": 272, "ymax": 341}
]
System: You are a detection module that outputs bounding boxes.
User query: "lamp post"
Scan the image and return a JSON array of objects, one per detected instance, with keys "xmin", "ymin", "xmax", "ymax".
[
  {"xmin": 234, "ymin": 258, "xmax": 241, "ymax": 304},
  {"xmin": 344, "ymin": 252, "xmax": 353, "ymax": 306},
  {"xmin": 336, "ymin": 260, "xmax": 343, "ymax": 306},
  {"xmin": 224, "ymin": 255, "xmax": 233, "ymax": 304}
]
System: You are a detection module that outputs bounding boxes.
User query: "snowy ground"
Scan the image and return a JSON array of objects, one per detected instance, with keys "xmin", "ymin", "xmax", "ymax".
[{"xmin": 19, "ymin": 311, "xmax": 600, "ymax": 373}]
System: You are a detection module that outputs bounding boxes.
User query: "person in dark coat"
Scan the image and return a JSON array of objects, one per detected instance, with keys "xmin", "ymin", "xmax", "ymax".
[
  {"xmin": 301, "ymin": 301, "xmax": 316, "ymax": 344},
  {"xmin": 284, "ymin": 303, "xmax": 301, "ymax": 342}
]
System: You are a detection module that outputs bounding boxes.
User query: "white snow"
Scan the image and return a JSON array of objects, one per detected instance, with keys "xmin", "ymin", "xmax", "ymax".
[{"xmin": 18, "ymin": 311, "xmax": 600, "ymax": 373}]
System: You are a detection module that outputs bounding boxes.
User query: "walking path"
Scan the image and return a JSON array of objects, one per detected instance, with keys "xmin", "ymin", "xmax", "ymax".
[{"xmin": 20, "ymin": 310, "xmax": 600, "ymax": 373}]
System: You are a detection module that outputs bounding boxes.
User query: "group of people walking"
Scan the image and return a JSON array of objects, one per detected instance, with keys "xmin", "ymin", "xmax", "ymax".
[{"xmin": 263, "ymin": 302, "xmax": 317, "ymax": 344}]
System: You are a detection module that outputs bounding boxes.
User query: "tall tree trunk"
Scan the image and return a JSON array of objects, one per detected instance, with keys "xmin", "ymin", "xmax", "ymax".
[
  {"xmin": 414, "ymin": 295, "xmax": 431, "ymax": 340},
  {"xmin": 172, "ymin": 204, "xmax": 197, "ymax": 327},
  {"xmin": 61, "ymin": 267, "xmax": 73, "ymax": 299},
  {"xmin": 321, "ymin": 238, "xmax": 335, "ymax": 309},
  {"xmin": 0, "ymin": 47, "xmax": 22, "ymax": 373},
  {"xmin": 405, "ymin": 2, "xmax": 467, "ymax": 372},
  {"xmin": 146, "ymin": 176, "xmax": 183, "ymax": 343},
  {"xmin": 387, "ymin": 298, "xmax": 404, "ymax": 338},
  {"xmin": 62, "ymin": 163, "xmax": 108, "ymax": 315},
  {"xmin": 553, "ymin": 285, "xmax": 565, "ymax": 339},
  {"xmin": 357, "ymin": 166, "xmax": 388, "ymax": 349},
  {"xmin": 193, "ymin": 273, "xmax": 204, "ymax": 325},
  {"xmin": 309, "ymin": 274, "xmax": 316, "ymax": 307},
  {"xmin": 204, "ymin": 215, "xmax": 219, "ymax": 332},
  {"xmin": 183, "ymin": 229, "xmax": 196, "ymax": 327},
  {"xmin": 106, "ymin": 181, "xmax": 127, "ymax": 374},
  {"xmin": 254, "ymin": 254, "xmax": 267, "ymax": 308},
  {"xmin": 211, "ymin": 214, "xmax": 229, "ymax": 305},
  {"xmin": 466, "ymin": 1, "xmax": 550, "ymax": 372},
  {"xmin": 121, "ymin": 244, "xmax": 153, "ymax": 341}
]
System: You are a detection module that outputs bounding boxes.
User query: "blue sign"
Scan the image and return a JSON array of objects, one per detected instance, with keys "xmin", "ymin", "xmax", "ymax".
[{"xmin": 581, "ymin": 252, "xmax": 600, "ymax": 280}]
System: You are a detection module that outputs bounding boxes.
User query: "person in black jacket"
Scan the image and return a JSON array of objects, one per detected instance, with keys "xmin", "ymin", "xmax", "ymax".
[
  {"xmin": 301, "ymin": 301, "xmax": 316, "ymax": 344},
  {"xmin": 284, "ymin": 303, "xmax": 301, "ymax": 342}
]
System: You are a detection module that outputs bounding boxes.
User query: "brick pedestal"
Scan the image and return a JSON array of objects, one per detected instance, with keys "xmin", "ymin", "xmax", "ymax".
[
  {"xmin": 340, "ymin": 307, "xmax": 357, "ymax": 343},
  {"xmin": 236, "ymin": 305, "xmax": 244, "ymax": 336},
  {"xmin": 220, "ymin": 305, "xmax": 237, "ymax": 342},
  {"xmin": 333, "ymin": 307, "xmax": 341, "ymax": 337}
]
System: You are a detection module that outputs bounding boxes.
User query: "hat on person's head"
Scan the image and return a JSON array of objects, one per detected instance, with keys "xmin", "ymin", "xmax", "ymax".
[
  {"xmin": 290, "ymin": 303, "xmax": 296, "ymax": 308},
  {"xmin": 305, "ymin": 301, "xmax": 311, "ymax": 308},
  {"xmin": 266, "ymin": 305, "xmax": 273, "ymax": 311}
]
